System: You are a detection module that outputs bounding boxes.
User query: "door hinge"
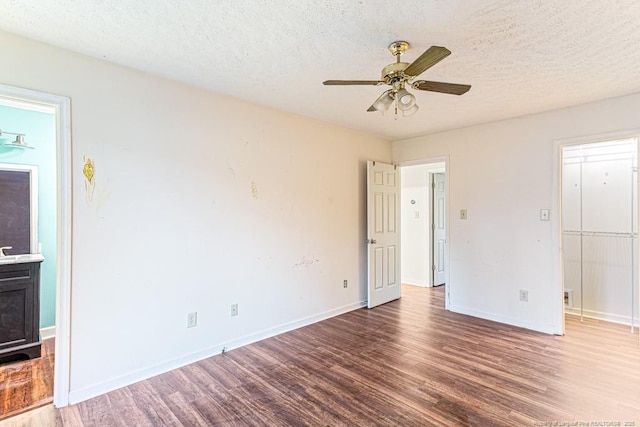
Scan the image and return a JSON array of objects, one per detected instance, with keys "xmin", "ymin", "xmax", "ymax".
[
  {"xmin": 432, "ymin": 264, "xmax": 436, "ymax": 271},
  {"xmin": 394, "ymin": 164, "xmax": 397, "ymax": 170}
]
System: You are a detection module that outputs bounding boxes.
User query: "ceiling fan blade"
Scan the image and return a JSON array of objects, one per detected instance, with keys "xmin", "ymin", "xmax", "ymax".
[
  {"xmin": 323, "ymin": 80, "xmax": 383, "ymax": 85},
  {"xmin": 412, "ymin": 80, "xmax": 471, "ymax": 95},
  {"xmin": 403, "ymin": 46, "xmax": 451, "ymax": 77}
]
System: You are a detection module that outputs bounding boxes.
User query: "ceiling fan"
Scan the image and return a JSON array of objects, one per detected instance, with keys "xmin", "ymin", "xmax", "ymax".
[{"xmin": 323, "ymin": 41, "xmax": 471, "ymax": 117}]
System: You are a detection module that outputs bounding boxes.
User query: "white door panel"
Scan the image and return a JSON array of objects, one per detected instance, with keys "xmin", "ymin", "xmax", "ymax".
[
  {"xmin": 433, "ymin": 173, "xmax": 446, "ymax": 286},
  {"xmin": 367, "ymin": 161, "xmax": 401, "ymax": 308}
]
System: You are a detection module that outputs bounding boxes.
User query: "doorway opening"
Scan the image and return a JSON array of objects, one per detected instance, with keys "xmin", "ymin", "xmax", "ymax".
[
  {"xmin": 399, "ymin": 160, "xmax": 449, "ymax": 306},
  {"xmin": 0, "ymin": 84, "xmax": 72, "ymax": 413},
  {"xmin": 560, "ymin": 136, "xmax": 639, "ymax": 333}
]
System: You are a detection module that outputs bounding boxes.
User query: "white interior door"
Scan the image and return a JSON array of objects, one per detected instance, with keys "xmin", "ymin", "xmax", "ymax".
[
  {"xmin": 432, "ymin": 173, "xmax": 446, "ymax": 286},
  {"xmin": 367, "ymin": 161, "xmax": 401, "ymax": 308}
]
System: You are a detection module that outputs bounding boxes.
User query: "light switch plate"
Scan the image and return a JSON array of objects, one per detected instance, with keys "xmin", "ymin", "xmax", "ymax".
[
  {"xmin": 540, "ymin": 209, "xmax": 550, "ymax": 221},
  {"xmin": 187, "ymin": 312, "xmax": 197, "ymax": 328},
  {"xmin": 460, "ymin": 209, "xmax": 468, "ymax": 220}
]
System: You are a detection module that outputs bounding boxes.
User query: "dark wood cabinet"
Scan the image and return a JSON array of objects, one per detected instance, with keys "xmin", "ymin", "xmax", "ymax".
[{"xmin": 0, "ymin": 260, "xmax": 42, "ymax": 362}]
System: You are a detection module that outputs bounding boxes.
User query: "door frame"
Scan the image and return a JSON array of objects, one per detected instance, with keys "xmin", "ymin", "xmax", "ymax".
[
  {"xmin": 553, "ymin": 129, "xmax": 640, "ymax": 337},
  {"xmin": 0, "ymin": 83, "xmax": 72, "ymax": 407},
  {"xmin": 400, "ymin": 156, "xmax": 450, "ymax": 309},
  {"xmin": 427, "ymin": 171, "xmax": 435, "ymax": 287}
]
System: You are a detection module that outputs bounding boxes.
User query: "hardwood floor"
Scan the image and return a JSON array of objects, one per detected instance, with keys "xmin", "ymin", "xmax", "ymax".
[
  {"xmin": 7, "ymin": 286, "xmax": 640, "ymax": 426},
  {"xmin": 0, "ymin": 338, "xmax": 55, "ymax": 420}
]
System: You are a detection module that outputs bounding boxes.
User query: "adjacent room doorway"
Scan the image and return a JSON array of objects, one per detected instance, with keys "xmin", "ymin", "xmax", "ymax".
[
  {"xmin": 366, "ymin": 159, "xmax": 449, "ymax": 309},
  {"xmin": 400, "ymin": 162, "xmax": 447, "ymax": 288}
]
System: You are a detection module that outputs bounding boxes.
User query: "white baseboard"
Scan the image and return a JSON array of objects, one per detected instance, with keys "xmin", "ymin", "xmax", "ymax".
[
  {"xmin": 402, "ymin": 278, "xmax": 427, "ymax": 287},
  {"xmin": 40, "ymin": 326, "xmax": 55, "ymax": 340},
  {"xmin": 68, "ymin": 300, "xmax": 366, "ymax": 405},
  {"xmin": 449, "ymin": 304, "xmax": 559, "ymax": 335},
  {"xmin": 565, "ymin": 307, "xmax": 640, "ymax": 327}
]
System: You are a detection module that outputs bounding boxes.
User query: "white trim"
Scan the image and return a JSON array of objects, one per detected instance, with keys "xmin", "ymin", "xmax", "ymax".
[
  {"xmin": 565, "ymin": 308, "xmax": 640, "ymax": 327},
  {"xmin": 402, "ymin": 278, "xmax": 428, "ymax": 287},
  {"xmin": 0, "ymin": 83, "xmax": 73, "ymax": 408},
  {"xmin": 40, "ymin": 326, "xmax": 56, "ymax": 340},
  {"xmin": 449, "ymin": 304, "xmax": 557, "ymax": 335},
  {"xmin": 551, "ymin": 137, "xmax": 565, "ymax": 335},
  {"xmin": 68, "ymin": 300, "xmax": 366, "ymax": 404},
  {"xmin": 0, "ymin": 97, "xmax": 56, "ymax": 114},
  {"xmin": 554, "ymin": 128, "xmax": 640, "ymax": 338}
]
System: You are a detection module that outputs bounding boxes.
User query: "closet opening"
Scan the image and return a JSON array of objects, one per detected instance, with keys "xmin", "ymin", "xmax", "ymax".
[{"xmin": 561, "ymin": 137, "xmax": 638, "ymax": 331}]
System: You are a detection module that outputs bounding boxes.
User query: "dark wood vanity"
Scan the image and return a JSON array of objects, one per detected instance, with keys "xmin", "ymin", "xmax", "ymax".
[{"xmin": 0, "ymin": 259, "xmax": 42, "ymax": 361}]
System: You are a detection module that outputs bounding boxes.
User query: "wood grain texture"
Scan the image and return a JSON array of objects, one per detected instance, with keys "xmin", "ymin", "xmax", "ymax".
[
  {"xmin": 9, "ymin": 286, "xmax": 640, "ymax": 426},
  {"xmin": 0, "ymin": 338, "xmax": 54, "ymax": 420},
  {"xmin": 0, "ymin": 404, "xmax": 61, "ymax": 427}
]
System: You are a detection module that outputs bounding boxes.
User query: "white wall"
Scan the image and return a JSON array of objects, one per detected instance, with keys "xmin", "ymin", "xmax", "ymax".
[
  {"xmin": 393, "ymin": 92, "xmax": 640, "ymax": 335},
  {"xmin": 401, "ymin": 165, "xmax": 428, "ymax": 286},
  {"xmin": 400, "ymin": 163, "xmax": 445, "ymax": 287},
  {"xmin": 0, "ymin": 30, "xmax": 391, "ymax": 403}
]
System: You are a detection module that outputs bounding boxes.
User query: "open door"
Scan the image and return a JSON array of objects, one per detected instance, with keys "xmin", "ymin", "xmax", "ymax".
[
  {"xmin": 367, "ymin": 161, "xmax": 401, "ymax": 308},
  {"xmin": 432, "ymin": 172, "xmax": 446, "ymax": 286}
]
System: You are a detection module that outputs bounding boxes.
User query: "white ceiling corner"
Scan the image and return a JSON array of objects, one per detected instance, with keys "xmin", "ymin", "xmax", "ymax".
[{"xmin": 1, "ymin": 0, "xmax": 640, "ymax": 140}]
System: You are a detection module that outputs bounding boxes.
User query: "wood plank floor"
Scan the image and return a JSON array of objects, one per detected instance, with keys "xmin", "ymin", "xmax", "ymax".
[
  {"xmin": 0, "ymin": 338, "xmax": 55, "ymax": 420},
  {"xmin": 7, "ymin": 285, "xmax": 640, "ymax": 426}
]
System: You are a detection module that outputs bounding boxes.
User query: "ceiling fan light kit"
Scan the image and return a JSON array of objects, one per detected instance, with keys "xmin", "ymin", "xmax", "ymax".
[
  {"xmin": 323, "ymin": 41, "xmax": 471, "ymax": 119},
  {"xmin": 368, "ymin": 90, "xmax": 395, "ymax": 114}
]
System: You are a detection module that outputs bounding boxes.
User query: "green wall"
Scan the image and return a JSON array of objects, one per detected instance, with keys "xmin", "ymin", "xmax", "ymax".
[{"xmin": 0, "ymin": 104, "xmax": 57, "ymax": 329}]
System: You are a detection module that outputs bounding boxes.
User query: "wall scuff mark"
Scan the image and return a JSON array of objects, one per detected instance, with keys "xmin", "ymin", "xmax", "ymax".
[
  {"xmin": 95, "ymin": 180, "xmax": 112, "ymax": 214},
  {"xmin": 293, "ymin": 256, "xmax": 319, "ymax": 269}
]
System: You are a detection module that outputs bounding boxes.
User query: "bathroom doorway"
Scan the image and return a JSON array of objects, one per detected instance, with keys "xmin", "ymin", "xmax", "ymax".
[{"xmin": 0, "ymin": 84, "xmax": 72, "ymax": 412}]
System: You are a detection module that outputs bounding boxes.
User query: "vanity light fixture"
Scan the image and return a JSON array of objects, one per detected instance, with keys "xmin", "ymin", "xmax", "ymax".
[{"xmin": 0, "ymin": 130, "xmax": 34, "ymax": 151}]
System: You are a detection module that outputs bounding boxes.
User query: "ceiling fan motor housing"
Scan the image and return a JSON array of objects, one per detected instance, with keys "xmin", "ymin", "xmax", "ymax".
[{"xmin": 381, "ymin": 62, "xmax": 410, "ymax": 85}]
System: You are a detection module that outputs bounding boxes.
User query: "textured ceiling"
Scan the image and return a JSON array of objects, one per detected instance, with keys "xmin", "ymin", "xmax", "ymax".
[{"xmin": 1, "ymin": 1, "xmax": 640, "ymax": 140}]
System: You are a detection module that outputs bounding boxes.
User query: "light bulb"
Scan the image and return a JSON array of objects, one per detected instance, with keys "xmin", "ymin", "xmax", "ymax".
[{"xmin": 395, "ymin": 88, "xmax": 416, "ymax": 110}]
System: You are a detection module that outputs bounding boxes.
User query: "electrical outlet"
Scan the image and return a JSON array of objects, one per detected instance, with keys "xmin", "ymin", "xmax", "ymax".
[
  {"xmin": 519, "ymin": 290, "xmax": 528, "ymax": 302},
  {"xmin": 343, "ymin": 279, "xmax": 348, "ymax": 288},
  {"xmin": 187, "ymin": 312, "xmax": 197, "ymax": 328},
  {"xmin": 231, "ymin": 303, "xmax": 238, "ymax": 317}
]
